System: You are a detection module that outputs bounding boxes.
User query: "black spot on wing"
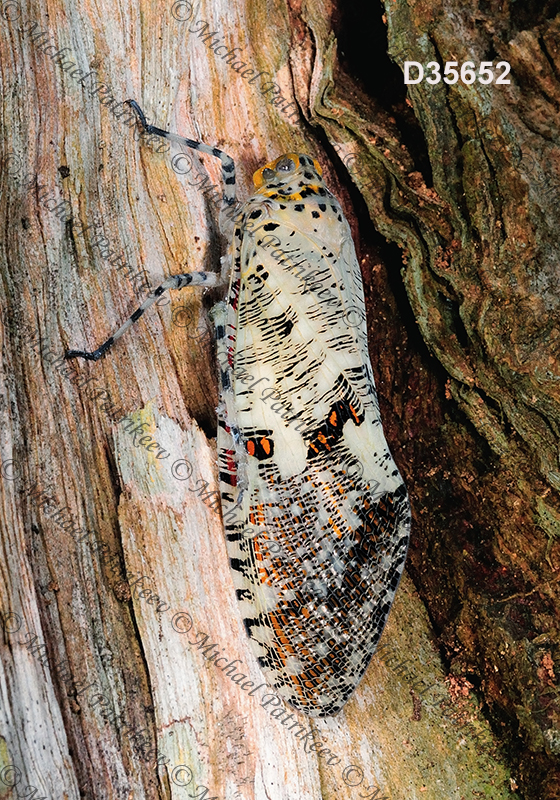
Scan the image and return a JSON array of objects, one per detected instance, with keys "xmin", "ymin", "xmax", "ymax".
[
  {"xmin": 245, "ymin": 431, "xmax": 275, "ymax": 460},
  {"xmin": 305, "ymin": 374, "xmax": 365, "ymax": 459}
]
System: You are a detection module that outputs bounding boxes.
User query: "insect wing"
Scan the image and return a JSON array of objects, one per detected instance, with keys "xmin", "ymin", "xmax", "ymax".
[{"xmin": 219, "ymin": 187, "xmax": 411, "ymax": 716}]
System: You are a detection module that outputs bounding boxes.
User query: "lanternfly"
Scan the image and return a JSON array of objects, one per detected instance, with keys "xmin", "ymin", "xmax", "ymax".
[{"xmin": 67, "ymin": 100, "xmax": 411, "ymax": 717}]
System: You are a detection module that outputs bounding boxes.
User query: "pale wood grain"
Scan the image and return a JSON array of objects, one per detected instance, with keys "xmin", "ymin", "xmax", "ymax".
[{"xmin": 0, "ymin": 0, "xmax": 545, "ymax": 797}]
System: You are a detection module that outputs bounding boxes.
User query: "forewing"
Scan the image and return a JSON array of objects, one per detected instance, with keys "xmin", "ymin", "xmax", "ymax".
[{"xmin": 219, "ymin": 194, "xmax": 410, "ymax": 716}]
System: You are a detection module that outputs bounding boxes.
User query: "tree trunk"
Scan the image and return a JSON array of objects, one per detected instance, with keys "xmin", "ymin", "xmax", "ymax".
[{"xmin": 0, "ymin": 1, "xmax": 557, "ymax": 799}]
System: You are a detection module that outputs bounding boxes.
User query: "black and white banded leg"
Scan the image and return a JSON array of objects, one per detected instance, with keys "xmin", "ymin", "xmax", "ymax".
[
  {"xmin": 66, "ymin": 102, "xmax": 241, "ymax": 361},
  {"xmin": 126, "ymin": 99, "xmax": 237, "ymax": 207},
  {"xmin": 65, "ymin": 271, "xmax": 220, "ymax": 361}
]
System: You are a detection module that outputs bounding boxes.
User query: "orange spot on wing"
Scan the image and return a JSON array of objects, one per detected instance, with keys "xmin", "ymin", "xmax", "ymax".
[
  {"xmin": 349, "ymin": 404, "xmax": 361, "ymax": 424},
  {"xmin": 247, "ymin": 440, "xmax": 256, "ymax": 456},
  {"xmin": 329, "ymin": 519, "xmax": 344, "ymax": 538},
  {"xmin": 290, "ymin": 675, "xmax": 308, "ymax": 698},
  {"xmin": 306, "ymin": 668, "xmax": 320, "ymax": 678},
  {"xmin": 269, "ymin": 613, "xmax": 295, "ymax": 655}
]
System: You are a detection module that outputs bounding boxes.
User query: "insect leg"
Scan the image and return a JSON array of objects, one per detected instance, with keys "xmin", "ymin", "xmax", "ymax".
[
  {"xmin": 126, "ymin": 99, "xmax": 237, "ymax": 208},
  {"xmin": 65, "ymin": 271, "xmax": 220, "ymax": 361}
]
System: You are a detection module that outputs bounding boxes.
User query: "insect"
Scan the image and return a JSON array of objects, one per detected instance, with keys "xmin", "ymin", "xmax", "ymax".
[{"xmin": 66, "ymin": 100, "xmax": 411, "ymax": 717}]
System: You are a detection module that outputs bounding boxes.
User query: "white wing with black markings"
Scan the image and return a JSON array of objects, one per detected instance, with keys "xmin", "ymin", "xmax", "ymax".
[{"xmin": 216, "ymin": 153, "xmax": 410, "ymax": 716}]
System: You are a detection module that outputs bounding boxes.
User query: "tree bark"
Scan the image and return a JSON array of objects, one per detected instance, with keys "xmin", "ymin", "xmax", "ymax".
[{"xmin": 0, "ymin": 1, "xmax": 558, "ymax": 799}]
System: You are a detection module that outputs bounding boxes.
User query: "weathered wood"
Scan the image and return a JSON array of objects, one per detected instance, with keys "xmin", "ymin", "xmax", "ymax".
[
  {"xmin": 290, "ymin": 1, "xmax": 560, "ymax": 791},
  {"xmin": 1, "ymin": 0, "xmax": 557, "ymax": 798}
]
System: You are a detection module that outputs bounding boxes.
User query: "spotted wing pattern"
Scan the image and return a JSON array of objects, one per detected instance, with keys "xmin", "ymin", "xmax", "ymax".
[{"xmin": 216, "ymin": 155, "xmax": 410, "ymax": 716}]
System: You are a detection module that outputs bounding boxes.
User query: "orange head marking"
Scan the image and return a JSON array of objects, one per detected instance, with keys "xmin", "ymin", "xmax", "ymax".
[{"xmin": 253, "ymin": 153, "xmax": 322, "ymax": 189}]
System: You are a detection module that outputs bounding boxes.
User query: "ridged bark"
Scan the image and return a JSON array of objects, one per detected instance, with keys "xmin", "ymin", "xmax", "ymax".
[{"xmin": 0, "ymin": 1, "xmax": 557, "ymax": 798}]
